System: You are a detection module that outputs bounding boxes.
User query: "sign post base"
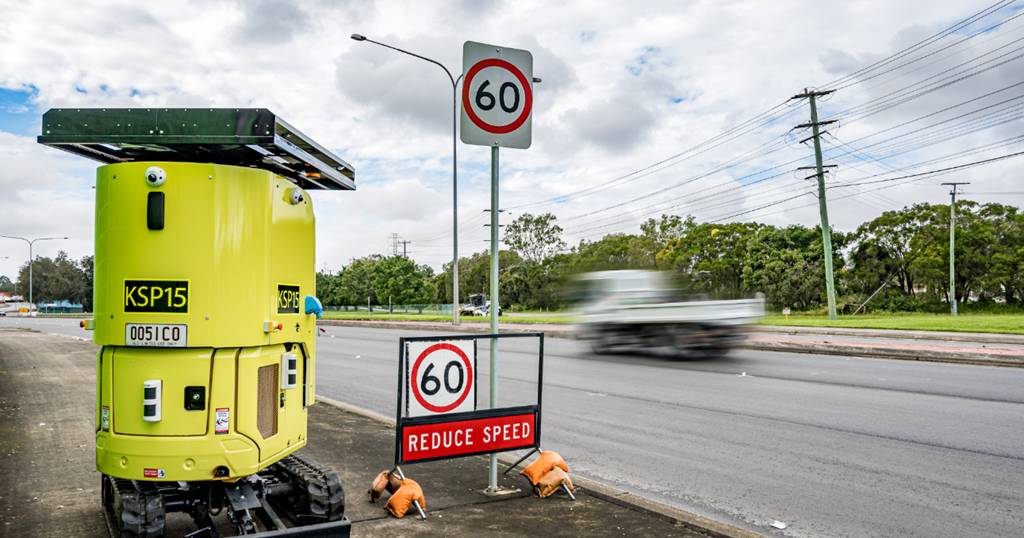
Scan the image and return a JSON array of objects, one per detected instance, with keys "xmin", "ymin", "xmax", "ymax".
[{"xmin": 481, "ymin": 486, "xmax": 521, "ymax": 497}]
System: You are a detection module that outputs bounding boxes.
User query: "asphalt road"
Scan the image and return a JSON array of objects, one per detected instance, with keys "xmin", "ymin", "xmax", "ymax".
[{"xmin": 4, "ymin": 318, "xmax": 1023, "ymax": 538}]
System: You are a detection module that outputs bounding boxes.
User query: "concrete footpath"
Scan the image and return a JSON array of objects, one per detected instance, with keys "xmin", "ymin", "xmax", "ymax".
[
  {"xmin": 318, "ymin": 319, "xmax": 1024, "ymax": 368},
  {"xmin": 0, "ymin": 328, "xmax": 750, "ymax": 538}
]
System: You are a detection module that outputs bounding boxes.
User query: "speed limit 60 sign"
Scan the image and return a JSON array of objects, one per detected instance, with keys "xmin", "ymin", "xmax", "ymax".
[
  {"xmin": 406, "ymin": 340, "xmax": 477, "ymax": 417},
  {"xmin": 460, "ymin": 40, "xmax": 533, "ymax": 149}
]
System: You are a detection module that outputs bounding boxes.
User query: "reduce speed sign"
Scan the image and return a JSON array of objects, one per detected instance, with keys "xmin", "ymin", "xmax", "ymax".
[
  {"xmin": 460, "ymin": 40, "xmax": 533, "ymax": 149},
  {"xmin": 406, "ymin": 340, "xmax": 477, "ymax": 417}
]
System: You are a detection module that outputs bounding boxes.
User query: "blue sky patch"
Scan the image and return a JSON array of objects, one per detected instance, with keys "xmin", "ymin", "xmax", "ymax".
[
  {"xmin": 0, "ymin": 87, "xmax": 39, "ymax": 136},
  {"xmin": 627, "ymin": 46, "xmax": 663, "ymax": 76}
]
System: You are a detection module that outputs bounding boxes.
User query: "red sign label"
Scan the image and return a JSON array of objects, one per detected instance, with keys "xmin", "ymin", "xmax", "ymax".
[{"xmin": 401, "ymin": 412, "xmax": 536, "ymax": 462}]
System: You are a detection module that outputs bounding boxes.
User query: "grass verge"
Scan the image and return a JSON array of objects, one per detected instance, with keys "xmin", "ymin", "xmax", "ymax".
[{"xmin": 761, "ymin": 313, "xmax": 1024, "ymax": 335}]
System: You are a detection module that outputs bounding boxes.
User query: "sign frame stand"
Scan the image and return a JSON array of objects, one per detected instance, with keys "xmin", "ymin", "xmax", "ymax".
[
  {"xmin": 393, "ymin": 332, "xmax": 548, "ymax": 505},
  {"xmin": 390, "ymin": 465, "xmax": 428, "ymax": 520}
]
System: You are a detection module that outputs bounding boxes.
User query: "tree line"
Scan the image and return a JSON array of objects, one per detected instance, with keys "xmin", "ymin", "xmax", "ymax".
[
  {"xmin": 6, "ymin": 201, "xmax": 1020, "ymax": 313},
  {"xmin": 3, "ymin": 252, "xmax": 94, "ymax": 310},
  {"xmin": 318, "ymin": 201, "xmax": 1024, "ymax": 313}
]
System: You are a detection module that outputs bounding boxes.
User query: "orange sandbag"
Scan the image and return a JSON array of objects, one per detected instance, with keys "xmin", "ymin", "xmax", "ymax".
[
  {"xmin": 386, "ymin": 473, "xmax": 403, "ymax": 494},
  {"xmin": 384, "ymin": 478, "xmax": 426, "ymax": 518},
  {"xmin": 368, "ymin": 470, "xmax": 403, "ymax": 502},
  {"xmin": 369, "ymin": 471, "xmax": 389, "ymax": 502},
  {"xmin": 521, "ymin": 451, "xmax": 569, "ymax": 486},
  {"xmin": 536, "ymin": 467, "xmax": 574, "ymax": 498}
]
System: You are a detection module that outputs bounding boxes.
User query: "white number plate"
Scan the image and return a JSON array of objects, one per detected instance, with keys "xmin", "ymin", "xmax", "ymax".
[{"xmin": 125, "ymin": 323, "xmax": 187, "ymax": 347}]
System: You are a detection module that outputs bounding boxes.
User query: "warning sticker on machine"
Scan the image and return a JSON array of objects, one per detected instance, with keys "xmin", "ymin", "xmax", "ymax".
[
  {"xmin": 143, "ymin": 468, "xmax": 166, "ymax": 479},
  {"xmin": 215, "ymin": 408, "xmax": 230, "ymax": 434}
]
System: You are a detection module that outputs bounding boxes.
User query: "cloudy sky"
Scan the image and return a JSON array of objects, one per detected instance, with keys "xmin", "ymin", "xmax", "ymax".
[{"xmin": 1, "ymin": 0, "xmax": 1022, "ymax": 280}]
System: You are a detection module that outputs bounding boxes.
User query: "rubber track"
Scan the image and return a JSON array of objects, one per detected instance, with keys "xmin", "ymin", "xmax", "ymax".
[
  {"xmin": 276, "ymin": 454, "xmax": 345, "ymax": 521},
  {"xmin": 108, "ymin": 477, "xmax": 166, "ymax": 538}
]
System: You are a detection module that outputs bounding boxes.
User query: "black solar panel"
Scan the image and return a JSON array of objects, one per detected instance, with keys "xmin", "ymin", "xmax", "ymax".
[{"xmin": 38, "ymin": 108, "xmax": 355, "ymax": 190}]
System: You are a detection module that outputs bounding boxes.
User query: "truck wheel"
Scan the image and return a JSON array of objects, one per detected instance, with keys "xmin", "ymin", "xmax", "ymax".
[{"xmin": 589, "ymin": 333, "xmax": 614, "ymax": 355}]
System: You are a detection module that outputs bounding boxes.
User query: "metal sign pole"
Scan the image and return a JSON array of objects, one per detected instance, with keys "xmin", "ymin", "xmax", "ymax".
[{"xmin": 487, "ymin": 144, "xmax": 500, "ymax": 491}]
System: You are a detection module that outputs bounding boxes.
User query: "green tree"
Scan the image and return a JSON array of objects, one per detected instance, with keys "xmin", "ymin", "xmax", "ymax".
[
  {"xmin": 657, "ymin": 222, "xmax": 762, "ymax": 297},
  {"xmin": 978, "ymin": 204, "xmax": 1024, "ymax": 304},
  {"xmin": 79, "ymin": 255, "xmax": 94, "ymax": 311},
  {"xmin": 742, "ymin": 225, "xmax": 827, "ymax": 309},
  {"xmin": 571, "ymin": 233, "xmax": 654, "ymax": 272},
  {"xmin": 372, "ymin": 256, "xmax": 436, "ymax": 306},
  {"xmin": 335, "ymin": 256, "xmax": 380, "ymax": 306},
  {"xmin": 316, "ymin": 269, "xmax": 344, "ymax": 306},
  {"xmin": 0, "ymin": 275, "xmax": 14, "ymax": 293},
  {"xmin": 504, "ymin": 213, "xmax": 566, "ymax": 264},
  {"xmin": 15, "ymin": 251, "xmax": 90, "ymax": 305}
]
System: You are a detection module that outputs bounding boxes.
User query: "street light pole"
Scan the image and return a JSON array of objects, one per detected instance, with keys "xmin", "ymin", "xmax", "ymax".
[
  {"xmin": 351, "ymin": 34, "xmax": 462, "ymax": 325},
  {"xmin": 1, "ymin": 235, "xmax": 68, "ymax": 312}
]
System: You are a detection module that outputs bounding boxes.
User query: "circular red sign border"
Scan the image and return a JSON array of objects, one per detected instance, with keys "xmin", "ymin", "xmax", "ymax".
[
  {"xmin": 462, "ymin": 58, "xmax": 533, "ymax": 135},
  {"xmin": 410, "ymin": 342, "xmax": 474, "ymax": 413}
]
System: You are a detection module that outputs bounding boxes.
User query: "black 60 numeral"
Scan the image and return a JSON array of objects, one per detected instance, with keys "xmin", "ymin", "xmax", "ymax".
[
  {"xmin": 420, "ymin": 360, "xmax": 466, "ymax": 396},
  {"xmin": 475, "ymin": 80, "xmax": 520, "ymax": 113}
]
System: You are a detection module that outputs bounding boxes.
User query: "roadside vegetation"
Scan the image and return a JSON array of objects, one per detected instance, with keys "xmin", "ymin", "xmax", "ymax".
[
  {"xmin": 7, "ymin": 203, "xmax": 1022, "ymax": 334},
  {"xmin": 316, "ymin": 202, "xmax": 1024, "ymax": 316},
  {"xmin": 1, "ymin": 253, "xmax": 93, "ymax": 310},
  {"xmin": 761, "ymin": 313, "xmax": 1024, "ymax": 335}
]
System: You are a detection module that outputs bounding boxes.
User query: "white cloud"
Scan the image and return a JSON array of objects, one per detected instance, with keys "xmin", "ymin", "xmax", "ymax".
[{"xmin": 0, "ymin": 0, "xmax": 1020, "ymax": 281}]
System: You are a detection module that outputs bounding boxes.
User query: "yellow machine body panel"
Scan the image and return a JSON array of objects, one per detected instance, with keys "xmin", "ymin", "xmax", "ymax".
[
  {"xmin": 111, "ymin": 347, "xmax": 212, "ymax": 436},
  {"xmin": 92, "ymin": 161, "xmax": 319, "ymax": 481}
]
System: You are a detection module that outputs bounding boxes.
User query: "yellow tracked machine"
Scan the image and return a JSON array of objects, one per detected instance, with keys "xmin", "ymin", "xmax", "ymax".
[{"xmin": 39, "ymin": 108, "xmax": 354, "ymax": 537}]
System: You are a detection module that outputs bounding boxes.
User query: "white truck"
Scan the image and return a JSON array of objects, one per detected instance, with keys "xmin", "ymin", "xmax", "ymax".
[{"xmin": 576, "ymin": 270, "xmax": 764, "ymax": 359}]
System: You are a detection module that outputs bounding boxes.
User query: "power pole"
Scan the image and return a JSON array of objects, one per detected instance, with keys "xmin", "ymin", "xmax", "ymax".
[
  {"xmin": 398, "ymin": 240, "xmax": 411, "ymax": 258},
  {"xmin": 793, "ymin": 88, "xmax": 839, "ymax": 320},
  {"xmin": 941, "ymin": 182, "xmax": 969, "ymax": 315},
  {"xmin": 390, "ymin": 233, "xmax": 400, "ymax": 257}
]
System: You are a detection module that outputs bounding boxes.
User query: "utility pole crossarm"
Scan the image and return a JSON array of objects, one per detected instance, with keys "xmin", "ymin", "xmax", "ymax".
[
  {"xmin": 794, "ymin": 120, "xmax": 838, "ymax": 130},
  {"xmin": 791, "ymin": 89, "xmax": 835, "ymax": 99}
]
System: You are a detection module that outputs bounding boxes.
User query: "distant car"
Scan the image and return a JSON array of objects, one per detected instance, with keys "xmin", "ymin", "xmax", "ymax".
[{"xmin": 460, "ymin": 293, "xmax": 502, "ymax": 316}]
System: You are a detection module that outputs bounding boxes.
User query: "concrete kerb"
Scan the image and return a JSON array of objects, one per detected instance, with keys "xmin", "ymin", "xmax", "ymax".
[
  {"xmin": 315, "ymin": 396, "xmax": 764, "ymax": 538},
  {"xmin": 748, "ymin": 340, "xmax": 1024, "ymax": 368},
  {"xmin": 749, "ymin": 325, "xmax": 1024, "ymax": 345}
]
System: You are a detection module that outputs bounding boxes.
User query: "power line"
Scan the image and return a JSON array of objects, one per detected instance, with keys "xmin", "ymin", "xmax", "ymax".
[
  {"xmin": 707, "ymin": 149, "xmax": 1024, "ymax": 223},
  {"xmin": 823, "ymin": 0, "xmax": 1018, "ymax": 89},
  {"xmin": 833, "ymin": 5, "xmax": 1024, "ymax": 91},
  {"xmin": 504, "ymin": 102, "xmax": 803, "ymax": 211}
]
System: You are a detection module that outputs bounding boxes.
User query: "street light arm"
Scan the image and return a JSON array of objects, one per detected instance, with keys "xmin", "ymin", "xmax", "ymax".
[
  {"xmin": 360, "ymin": 37, "xmax": 457, "ymax": 88},
  {"xmin": 1, "ymin": 235, "xmax": 29, "ymax": 244},
  {"xmin": 29, "ymin": 237, "xmax": 68, "ymax": 245}
]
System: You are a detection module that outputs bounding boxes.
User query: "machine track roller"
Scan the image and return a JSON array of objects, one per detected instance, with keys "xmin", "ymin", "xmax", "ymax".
[
  {"xmin": 102, "ymin": 475, "xmax": 167, "ymax": 538},
  {"xmin": 273, "ymin": 454, "xmax": 345, "ymax": 523}
]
